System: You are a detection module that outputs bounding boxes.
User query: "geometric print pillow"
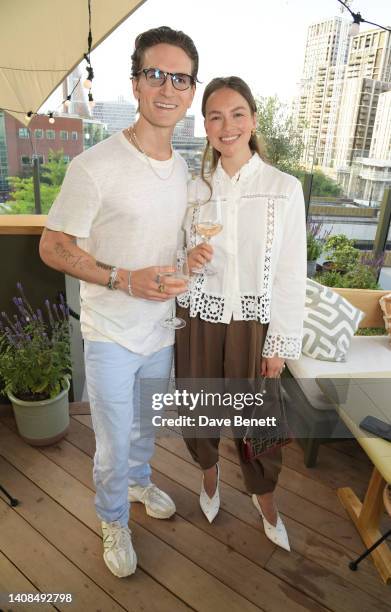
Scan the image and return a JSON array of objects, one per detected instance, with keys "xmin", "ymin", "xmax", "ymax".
[{"xmin": 302, "ymin": 278, "xmax": 365, "ymax": 362}]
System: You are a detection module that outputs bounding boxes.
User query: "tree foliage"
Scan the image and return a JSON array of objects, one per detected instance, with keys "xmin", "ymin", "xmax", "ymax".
[
  {"xmin": 256, "ymin": 95, "xmax": 303, "ymax": 174},
  {"xmin": 6, "ymin": 150, "xmax": 68, "ymax": 214},
  {"xmin": 295, "ymin": 168, "xmax": 342, "ymax": 197},
  {"xmin": 256, "ymin": 95, "xmax": 343, "ymax": 197}
]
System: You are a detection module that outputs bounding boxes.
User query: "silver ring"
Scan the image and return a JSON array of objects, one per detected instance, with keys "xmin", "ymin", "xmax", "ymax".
[{"xmin": 156, "ymin": 273, "xmax": 161, "ymax": 285}]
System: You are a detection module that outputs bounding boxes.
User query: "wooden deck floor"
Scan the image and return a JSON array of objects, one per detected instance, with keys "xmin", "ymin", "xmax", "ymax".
[{"xmin": 0, "ymin": 402, "xmax": 390, "ymax": 612}]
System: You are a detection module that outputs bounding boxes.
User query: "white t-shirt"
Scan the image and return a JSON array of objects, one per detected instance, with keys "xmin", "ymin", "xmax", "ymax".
[{"xmin": 46, "ymin": 131, "xmax": 188, "ymax": 355}]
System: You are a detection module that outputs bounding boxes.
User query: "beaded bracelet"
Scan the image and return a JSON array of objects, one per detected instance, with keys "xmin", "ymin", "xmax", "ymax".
[{"xmin": 107, "ymin": 266, "xmax": 118, "ymax": 290}]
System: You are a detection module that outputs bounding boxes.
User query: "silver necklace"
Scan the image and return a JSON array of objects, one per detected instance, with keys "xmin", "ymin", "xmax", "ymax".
[{"xmin": 126, "ymin": 126, "xmax": 176, "ymax": 181}]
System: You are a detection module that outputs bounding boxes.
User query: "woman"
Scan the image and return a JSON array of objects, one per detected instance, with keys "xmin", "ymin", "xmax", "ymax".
[{"xmin": 176, "ymin": 76, "xmax": 306, "ymax": 551}]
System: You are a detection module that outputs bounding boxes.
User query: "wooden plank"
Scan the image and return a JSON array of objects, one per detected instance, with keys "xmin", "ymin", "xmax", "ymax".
[
  {"xmin": 326, "ymin": 439, "xmax": 368, "ymax": 461},
  {"xmin": 0, "ymin": 456, "xmax": 188, "ymax": 612},
  {"xmin": 41, "ymin": 435, "xmax": 275, "ymax": 568},
  {"xmin": 71, "ymin": 413, "xmax": 391, "ymax": 599},
  {"xmin": 69, "ymin": 402, "xmax": 91, "ymax": 415},
  {"xmin": 338, "ymin": 485, "xmax": 391, "ymax": 585},
  {"xmin": 155, "ymin": 428, "xmax": 349, "ymax": 520},
  {"xmin": 73, "ymin": 415, "xmax": 358, "ymax": 522},
  {"xmin": 0, "ymin": 550, "xmax": 56, "ymax": 611},
  {"xmin": 0, "ymin": 498, "xmax": 125, "ymax": 612},
  {"xmin": 144, "ymin": 431, "xmax": 366, "ymax": 555},
  {"xmin": 0, "ymin": 214, "xmax": 46, "ymax": 235},
  {"xmin": 38, "ymin": 437, "xmax": 327, "ymax": 612},
  {"xmin": 0, "ymin": 423, "xmax": 263, "ymax": 612},
  {"xmin": 68, "ymin": 417, "xmax": 391, "ymax": 603},
  {"xmin": 154, "ymin": 469, "xmax": 391, "ymax": 604},
  {"xmin": 283, "ymin": 444, "xmax": 371, "ymax": 498},
  {"xmin": 43, "ymin": 419, "xmax": 330, "ymax": 612},
  {"xmin": 0, "ymin": 403, "xmax": 12, "ymax": 418},
  {"xmin": 332, "ymin": 288, "xmax": 389, "ymax": 329},
  {"xmin": 3, "ymin": 414, "xmax": 389, "ymax": 608},
  {"xmin": 266, "ymin": 549, "xmax": 391, "ymax": 612},
  {"xmin": 358, "ymin": 468, "xmax": 385, "ymax": 531}
]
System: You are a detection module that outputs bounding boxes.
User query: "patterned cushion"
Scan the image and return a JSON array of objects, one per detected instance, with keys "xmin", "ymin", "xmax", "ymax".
[{"xmin": 302, "ymin": 279, "xmax": 365, "ymax": 362}]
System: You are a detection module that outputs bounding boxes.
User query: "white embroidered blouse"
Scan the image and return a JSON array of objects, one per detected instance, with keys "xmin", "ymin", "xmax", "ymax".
[{"xmin": 178, "ymin": 153, "xmax": 307, "ymax": 360}]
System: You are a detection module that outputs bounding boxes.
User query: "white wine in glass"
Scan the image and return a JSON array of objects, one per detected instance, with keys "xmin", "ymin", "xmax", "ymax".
[
  {"xmin": 159, "ymin": 247, "xmax": 189, "ymax": 330},
  {"xmin": 194, "ymin": 199, "xmax": 223, "ymax": 275},
  {"xmin": 195, "ymin": 221, "xmax": 223, "ymax": 240}
]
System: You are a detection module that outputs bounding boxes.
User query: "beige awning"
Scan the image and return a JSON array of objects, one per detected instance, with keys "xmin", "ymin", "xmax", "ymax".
[{"xmin": 0, "ymin": 0, "xmax": 146, "ymax": 126}]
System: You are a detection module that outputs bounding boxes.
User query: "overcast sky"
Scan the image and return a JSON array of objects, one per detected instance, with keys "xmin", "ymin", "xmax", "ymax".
[{"xmin": 44, "ymin": 0, "xmax": 391, "ymax": 135}]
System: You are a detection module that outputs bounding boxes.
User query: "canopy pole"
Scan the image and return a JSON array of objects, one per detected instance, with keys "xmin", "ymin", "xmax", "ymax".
[{"xmin": 32, "ymin": 155, "xmax": 42, "ymax": 214}]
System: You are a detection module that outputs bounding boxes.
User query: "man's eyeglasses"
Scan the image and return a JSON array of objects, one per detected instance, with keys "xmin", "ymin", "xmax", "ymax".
[{"xmin": 136, "ymin": 68, "xmax": 195, "ymax": 91}]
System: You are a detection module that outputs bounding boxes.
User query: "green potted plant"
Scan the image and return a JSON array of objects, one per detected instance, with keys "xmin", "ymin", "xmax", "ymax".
[
  {"xmin": 316, "ymin": 235, "xmax": 382, "ymax": 289},
  {"xmin": 306, "ymin": 221, "xmax": 327, "ymax": 278},
  {"xmin": 322, "ymin": 234, "xmax": 359, "ymax": 274},
  {"xmin": 0, "ymin": 283, "xmax": 71, "ymax": 446}
]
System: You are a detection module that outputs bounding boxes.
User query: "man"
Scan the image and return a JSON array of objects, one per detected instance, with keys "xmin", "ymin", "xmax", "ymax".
[{"xmin": 39, "ymin": 26, "xmax": 198, "ymax": 578}]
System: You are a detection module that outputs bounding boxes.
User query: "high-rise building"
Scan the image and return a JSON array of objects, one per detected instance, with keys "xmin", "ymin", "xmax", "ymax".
[
  {"xmin": 62, "ymin": 68, "xmax": 91, "ymax": 119},
  {"xmin": 295, "ymin": 16, "xmax": 391, "ymax": 174},
  {"xmin": 92, "ymin": 98, "xmax": 136, "ymax": 136},
  {"xmin": 334, "ymin": 29, "xmax": 391, "ymax": 169},
  {"xmin": 172, "ymin": 114, "xmax": 205, "ymax": 175},
  {"xmin": 338, "ymin": 89, "xmax": 391, "ymax": 206},
  {"xmin": 294, "ymin": 16, "xmax": 351, "ymax": 169},
  {"xmin": 369, "ymin": 88, "xmax": 391, "ymax": 160},
  {"xmin": 173, "ymin": 115, "xmax": 195, "ymax": 142}
]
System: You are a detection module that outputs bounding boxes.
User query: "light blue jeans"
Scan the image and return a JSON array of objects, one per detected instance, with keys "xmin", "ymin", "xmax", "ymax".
[{"xmin": 84, "ymin": 340, "xmax": 173, "ymax": 526}]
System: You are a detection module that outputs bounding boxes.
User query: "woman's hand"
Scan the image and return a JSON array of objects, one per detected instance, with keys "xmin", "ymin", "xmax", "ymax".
[
  {"xmin": 188, "ymin": 244, "xmax": 213, "ymax": 273},
  {"xmin": 261, "ymin": 357, "xmax": 285, "ymax": 378}
]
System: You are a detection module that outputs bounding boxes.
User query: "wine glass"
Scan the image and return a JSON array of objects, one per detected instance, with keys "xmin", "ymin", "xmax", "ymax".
[
  {"xmin": 159, "ymin": 246, "xmax": 189, "ymax": 330},
  {"xmin": 194, "ymin": 197, "xmax": 223, "ymax": 276}
]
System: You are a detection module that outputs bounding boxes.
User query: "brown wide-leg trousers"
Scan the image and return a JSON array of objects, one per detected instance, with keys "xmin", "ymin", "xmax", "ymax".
[{"xmin": 175, "ymin": 306, "xmax": 282, "ymax": 494}]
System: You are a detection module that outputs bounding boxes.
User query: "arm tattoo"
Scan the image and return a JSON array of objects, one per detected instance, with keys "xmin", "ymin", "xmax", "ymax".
[
  {"xmin": 54, "ymin": 242, "xmax": 94, "ymax": 272},
  {"xmin": 96, "ymin": 260, "xmax": 112, "ymax": 271}
]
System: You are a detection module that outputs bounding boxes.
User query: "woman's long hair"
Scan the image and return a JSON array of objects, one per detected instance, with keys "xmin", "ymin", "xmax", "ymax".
[{"xmin": 200, "ymin": 76, "xmax": 268, "ymax": 196}]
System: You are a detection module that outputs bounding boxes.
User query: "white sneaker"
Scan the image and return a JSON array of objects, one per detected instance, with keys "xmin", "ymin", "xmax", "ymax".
[
  {"xmin": 200, "ymin": 464, "xmax": 220, "ymax": 524},
  {"xmin": 128, "ymin": 483, "xmax": 176, "ymax": 519},
  {"xmin": 252, "ymin": 495, "xmax": 290, "ymax": 552},
  {"xmin": 101, "ymin": 521, "xmax": 137, "ymax": 578}
]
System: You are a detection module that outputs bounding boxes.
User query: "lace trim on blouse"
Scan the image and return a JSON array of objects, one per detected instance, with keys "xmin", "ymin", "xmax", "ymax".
[
  {"xmin": 178, "ymin": 195, "xmax": 302, "ymax": 359},
  {"xmin": 179, "ymin": 197, "xmax": 276, "ymax": 323}
]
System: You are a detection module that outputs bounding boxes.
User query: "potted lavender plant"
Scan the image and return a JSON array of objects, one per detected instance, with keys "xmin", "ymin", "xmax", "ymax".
[
  {"xmin": 306, "ymin": 221, "xmax": 329, "ymax": 278},
  {"xmin": 0, "ymin": 283, "xmax": 71, "ymax": 446}
]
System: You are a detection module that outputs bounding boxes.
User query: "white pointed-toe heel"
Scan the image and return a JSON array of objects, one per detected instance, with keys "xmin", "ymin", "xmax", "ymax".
[
  {"xmin": 252, "ymin": 494, "xmax": 290, "ymax": 552},
  {"xmin": 200, "ymin": 464, "xmax": 220, "ymax": 523}
]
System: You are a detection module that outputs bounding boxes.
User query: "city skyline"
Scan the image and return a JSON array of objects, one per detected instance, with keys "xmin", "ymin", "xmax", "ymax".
[{"xmin": 42, "ymin": 0, "xmax": 391, "ymax": 136}]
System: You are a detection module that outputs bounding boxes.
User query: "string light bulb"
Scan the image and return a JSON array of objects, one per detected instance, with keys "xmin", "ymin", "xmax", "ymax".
[
  {"xmin": 64, "ymin": 95, "xmax": 72, "ymax": 108},
  {"xmin": 88, "ymin": 92, "xmax": 95, "ymax": 109},
  {"xmin": 83, "ymin": 64, "xmax": 94, "ymax": 90},
  {"xmin": 25, "ymin": 110, "xmax": 33, "ymax": 121},
  {"xmin": 48, "ymin": 112, "xmax": 55, "ymax": 124}
]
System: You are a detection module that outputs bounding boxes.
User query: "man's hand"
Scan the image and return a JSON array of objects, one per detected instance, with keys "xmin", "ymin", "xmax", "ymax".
[
  {"xmin": 261, "ymin": 357, "xmax": 285, "ymax": 378},
  {"xmin": 188, "ymin": 243, "xmax": 213, "ymax": 273},
  {"xmin": 40, "ymin": 230, "xmax": 187, "ymax": 302},
  {"xmin": 117, "ymin": 266, "xmax": 188, "ymax": 302}
]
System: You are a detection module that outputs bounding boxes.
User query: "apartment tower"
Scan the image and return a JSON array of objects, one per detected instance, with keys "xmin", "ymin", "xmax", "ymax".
[
  {"xmin": 334, "ymin": 28, "xmax": 391, "ymax": 170},
  {"xmin": 294, "ymin": 16, "xmax": 351, "ymax": 170}
]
